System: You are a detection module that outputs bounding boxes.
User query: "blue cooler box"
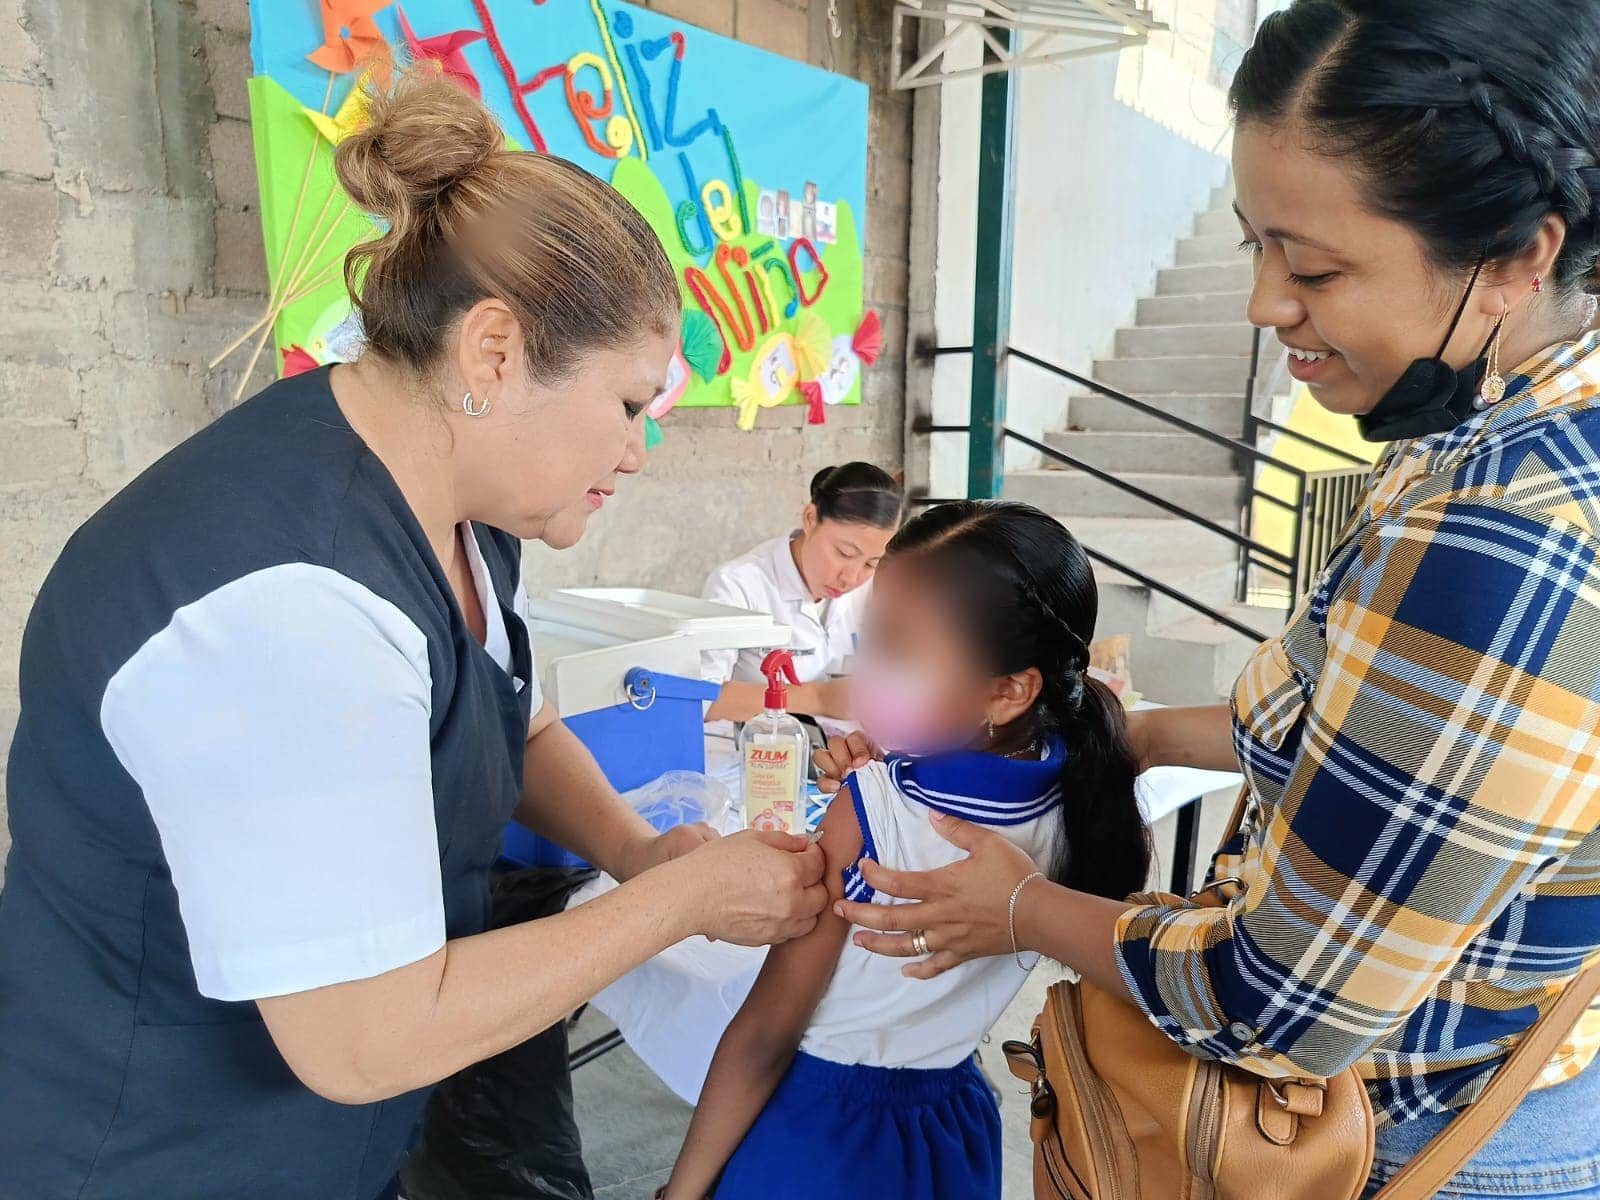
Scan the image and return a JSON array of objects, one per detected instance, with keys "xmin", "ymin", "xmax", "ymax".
[{"xmin": 501, "ymin": 590, "xmax": 788, "ymax": 869}]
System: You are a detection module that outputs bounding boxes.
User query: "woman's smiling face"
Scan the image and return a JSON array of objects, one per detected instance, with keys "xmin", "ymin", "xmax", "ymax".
[{"xmin": 1232, "ymin": 119, "xmax": 1502, "ymax": 417}]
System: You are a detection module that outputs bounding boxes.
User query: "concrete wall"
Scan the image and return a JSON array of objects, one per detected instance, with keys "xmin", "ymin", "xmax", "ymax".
[
  {"xmin": 923, "ymin": 13, "xmax": 1231, "ymax": 496},
  {"xmin": 0, "ymin": 0, "xmax": 913, "ymax": 851}
]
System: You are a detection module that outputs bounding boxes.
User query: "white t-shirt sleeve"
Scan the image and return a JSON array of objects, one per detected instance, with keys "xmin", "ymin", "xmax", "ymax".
[{"xmin": 101, "ymin": 563, "xmax": 445, "ymax": 1003}]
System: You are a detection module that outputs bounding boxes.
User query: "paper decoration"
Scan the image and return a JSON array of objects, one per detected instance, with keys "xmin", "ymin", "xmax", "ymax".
[
  {"xmin": 798, "ymin": 311, "xmax": 882, "ymax": 425},
  {"xmin": 308, "ymin": 0, "xmax": 392, "ymax": 75},
  {"xmin": 650, "ymin": 347, "xmax": 691, "ymax": 419},
  {"xmin": 246, "ymin": 0, "xmax": 872, "ymax": 440},
  {"xmin": 732, "ymin": 333, "xmax": 802, "ymax": 431},
  {"xmin": 282, "ymin": 344, "xmax": 320, "ymax": 376},
  {"xmin": 680, "ymin": 309, "xmax": 722, "ymax": 382},
  {"xmin": 397, "ymin": 6, "xmax": 486, "ymax": 99},
  {"xmin": 303, "ymin": 71, "xmax": 373, "ymax": 143}
]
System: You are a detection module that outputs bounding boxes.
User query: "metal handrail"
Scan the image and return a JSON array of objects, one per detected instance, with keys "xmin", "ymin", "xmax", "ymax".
[
  {"xmin": 1001, "ymin": 427, "xmax": 1296, "ymax": 572},
  {"xmin": 1079, "ymin": 546, "xmax": 1273, "ymax": 643},
  {"xmin": 1007, "ymin": 347, "xmax": 1304, "ymax": 474},
  {"xmin": 917, "ymin": 342, "xmax": 1335, "ymax": 638},
  {"xmin": 917, "ymin": 419, "xmax": 1298, "ymax": 576}
]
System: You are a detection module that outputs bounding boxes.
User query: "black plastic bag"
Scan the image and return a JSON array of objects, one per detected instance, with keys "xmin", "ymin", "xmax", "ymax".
[{"xmin": 400, "ymin": 867, "xmax": 599, "ymax": 1200}]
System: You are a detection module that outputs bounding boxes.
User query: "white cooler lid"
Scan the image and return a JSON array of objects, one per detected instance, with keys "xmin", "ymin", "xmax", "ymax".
[{"xmin": 533, "ymin": 587, "xmax": 789, "ymax": 653}]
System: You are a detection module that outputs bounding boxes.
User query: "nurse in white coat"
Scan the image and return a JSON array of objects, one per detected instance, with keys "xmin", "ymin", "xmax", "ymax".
[{"xmin": 702, "ymin": 463, "xmax": 903, "ymax": 725}]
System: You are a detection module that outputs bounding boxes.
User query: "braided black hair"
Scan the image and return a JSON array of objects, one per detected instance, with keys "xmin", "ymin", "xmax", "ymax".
[
  {"xmin": 886, "ymin": 501, "xmax": 1152, "ymax": 901},
  {"xmin": 1231, "ymin": 0, "xmax": 1600, "ymax": 293}
]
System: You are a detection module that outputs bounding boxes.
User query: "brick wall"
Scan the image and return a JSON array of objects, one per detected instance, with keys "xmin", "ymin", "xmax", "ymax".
[{"xmin": 0, "ymin": 0, "xmax": 914, "ymax": 854}]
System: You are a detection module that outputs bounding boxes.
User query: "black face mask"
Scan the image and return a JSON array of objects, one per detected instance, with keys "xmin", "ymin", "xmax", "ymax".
[{"xmin": 1357, "ymin": 261, "xmax": 1503, "ymax": 442}]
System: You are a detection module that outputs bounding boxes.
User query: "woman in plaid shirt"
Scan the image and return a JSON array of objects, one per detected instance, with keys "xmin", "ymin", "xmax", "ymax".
[{"xmin": 822, "ymin": 1, "xmax": 1600, "ymax": 1193}]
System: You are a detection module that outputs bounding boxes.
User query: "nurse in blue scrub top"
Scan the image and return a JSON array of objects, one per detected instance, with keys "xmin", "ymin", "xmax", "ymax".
[
  {"xmin": 0, "ymin": 71, "xmax": 826, "ymax": 1200},
  {"xmin": 702, "ymin": 462, "xmax": 904, "ymax": 729}
]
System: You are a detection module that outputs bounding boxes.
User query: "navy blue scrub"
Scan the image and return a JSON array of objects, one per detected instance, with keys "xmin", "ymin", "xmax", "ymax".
[{"xmin": 0, "ymin": 367, "xmax": 534, "ymax": 1199}]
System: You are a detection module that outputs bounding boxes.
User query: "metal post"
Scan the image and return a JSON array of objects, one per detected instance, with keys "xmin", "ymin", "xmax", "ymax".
[
  {"xmin": 967, "ymin": 26, "xmax": 1019, "ymax": 500},
  {"xmin": 1169, "ymin": 797, "xmax": 1203, "ymax": 894}
]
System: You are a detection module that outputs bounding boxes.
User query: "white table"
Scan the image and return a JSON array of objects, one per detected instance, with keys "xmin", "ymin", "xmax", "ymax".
[{"xmin": 565, "ymin": 727, "xmax": 1242, "ymax": 1103}]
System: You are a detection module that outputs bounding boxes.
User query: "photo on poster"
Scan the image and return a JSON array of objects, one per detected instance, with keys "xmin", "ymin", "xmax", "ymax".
[
  {"xmin": 757, "ymin": 190, "xmax": 779, "ymax": 236},
  {"xmin": 815, "ymin": 200, "xmax": 837, "ymax": 244},
  {"xmin": 775, "ymin": 189, "xmax": 791, "ymax": 238},
  {"xmin": 801, "ymin": 181, "xmax": 819, "ymax": 243}
]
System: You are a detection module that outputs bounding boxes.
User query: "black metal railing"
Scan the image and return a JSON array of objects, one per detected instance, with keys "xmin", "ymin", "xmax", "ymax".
[
  {"xmin": 1238, "ymin": 326, "xmax": 1370, "ymax": 601},
  {"xmin": 917, "ymin": 339, "xmax": 1369, "ymax": 638}
]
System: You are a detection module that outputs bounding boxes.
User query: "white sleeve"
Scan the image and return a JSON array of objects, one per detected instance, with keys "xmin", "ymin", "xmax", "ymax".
[
  {"xmin": 700, "ymin": 566, "xmax": 749, "ymax": 685},
  {"xmin": 101, "ymin": 563, "xmax": 444, "ymax": 1002}
]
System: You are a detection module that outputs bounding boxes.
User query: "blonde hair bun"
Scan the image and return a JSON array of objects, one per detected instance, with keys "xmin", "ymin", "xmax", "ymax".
[{"xmin": 335, "ymin": 67, "xmax": 501, "ymax": 240}]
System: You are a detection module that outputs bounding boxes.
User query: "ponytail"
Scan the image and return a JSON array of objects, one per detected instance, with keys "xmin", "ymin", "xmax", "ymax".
[{"xmin": 1044, "ymin": 673, "xmax": 1150, "ymax": 900}]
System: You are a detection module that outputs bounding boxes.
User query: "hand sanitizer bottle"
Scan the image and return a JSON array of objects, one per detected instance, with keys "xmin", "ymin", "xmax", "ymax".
[{"xmin": 740, "ymin": 650, "xmax": 809, "ymax": 834}]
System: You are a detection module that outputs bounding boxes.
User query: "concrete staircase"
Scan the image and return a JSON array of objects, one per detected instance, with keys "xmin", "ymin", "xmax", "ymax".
[{"xmin": 1003, "ymin": 184, "xmax": 1285, "ymax": 704}]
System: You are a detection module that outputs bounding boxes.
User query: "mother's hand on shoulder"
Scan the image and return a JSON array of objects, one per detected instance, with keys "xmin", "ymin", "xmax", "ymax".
[{"xmin": 832, "ymin": 812, "xmax": 1039, "ymax": 980}]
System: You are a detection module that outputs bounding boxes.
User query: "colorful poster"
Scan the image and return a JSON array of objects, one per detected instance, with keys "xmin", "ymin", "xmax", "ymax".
[{"xmin": 246, "ymin": 0, "xmax": 875, "ymax": 433}]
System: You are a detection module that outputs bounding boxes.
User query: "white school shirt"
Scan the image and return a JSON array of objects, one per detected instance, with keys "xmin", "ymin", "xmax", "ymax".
[
  {"xmin": 801, "ymin": 749, "xmax": 1065, "ymax": 1070},
  {"xmin": 700, "ymin": 533, "xmax": 865, "ymax": 688}
]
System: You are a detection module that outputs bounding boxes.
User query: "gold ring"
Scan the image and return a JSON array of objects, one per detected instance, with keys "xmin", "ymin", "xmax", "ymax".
[{"xmin": 911, "ymin": 930, "xmax": 931, "ymax": 956}]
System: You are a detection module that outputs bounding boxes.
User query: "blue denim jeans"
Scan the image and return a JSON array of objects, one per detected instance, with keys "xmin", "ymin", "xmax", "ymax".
[{"xmin": 1363, "ymin": 1066, "xmax": 1600, "ymax": 1198}]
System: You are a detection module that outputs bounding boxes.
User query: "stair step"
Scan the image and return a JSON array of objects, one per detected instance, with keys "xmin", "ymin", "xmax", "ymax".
[
  {"xmin": 1176, "ymin": 233, "xmax": 1247, "ymax": 266},
  {"xmin": 1093, "ymin": 355, "xmax": 1252, "ymax": 395},
  {"xmin": 1066, "ymin": 392, "xmax": 1246, "ymax": 435},
  {"xmin": 1045, "ymin": 429, "xmax": 1240, "ymax": 475},
  {"xmin": 1116, "ymin": 323, "xmax": 1255, "ymax": 358},
  {"xmin": 1196, "ymin": 208, "xmax": 1242, "ymax": 237},
  {"xmin": 1209, "ymin": 184, "xmax": 1236, "ymax": 211},
  {"xmin": 1003, "ymin": 469, "xmax": 1244, "ymax": 523},
  {"xmin": 1138, "ymin": 291, "xmax": 1251, "ymax": 326},
  {"xmin": 1055, "ymin": 517, "xmax": 1239, "ymax": 570},
  {"xmin": 1070, "ymin": 520, "xmax": 1241, "ymax": 614},
  {"xmin": 1158, "ymin": 261, "xmax": 1256, "ymax": 296}
]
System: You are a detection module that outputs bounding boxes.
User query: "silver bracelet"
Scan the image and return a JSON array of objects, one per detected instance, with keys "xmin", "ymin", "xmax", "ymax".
[{"xmin": 1008, "ymin": 871, "xmax": 1045, "ymax": 970}]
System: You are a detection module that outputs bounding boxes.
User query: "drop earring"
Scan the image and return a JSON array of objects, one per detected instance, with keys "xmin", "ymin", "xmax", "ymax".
[{"xmin": 1479, "ymin": 304, "xmax": 1508, "ymax": 407}]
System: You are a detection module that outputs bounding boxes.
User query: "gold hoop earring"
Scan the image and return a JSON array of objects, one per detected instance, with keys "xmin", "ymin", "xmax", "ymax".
[
  {"xmin": 1480, "ymin": 305, "xmax": 1508, "ymax": 407},
  {"xmin": 462, "ymin": 391, "xmax": 491, "ymax": 417}
]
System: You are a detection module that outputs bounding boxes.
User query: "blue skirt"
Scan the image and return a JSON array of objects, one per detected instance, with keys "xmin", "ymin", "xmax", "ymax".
[{"xmin": 713, "ymin": 1051, "xmax": 1001, "ymax": 1200}]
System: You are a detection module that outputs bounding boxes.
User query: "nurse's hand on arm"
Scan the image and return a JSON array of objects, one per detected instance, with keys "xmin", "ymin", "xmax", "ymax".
[
  {"xmin": 259, "ymin": 828, "xmax": 825, "ymax": 1106},
  {"xmin": 515, "ymin": 699, "xmax": 715, "ymax": 879}
]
